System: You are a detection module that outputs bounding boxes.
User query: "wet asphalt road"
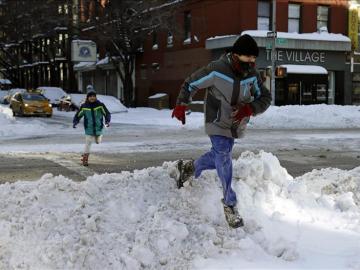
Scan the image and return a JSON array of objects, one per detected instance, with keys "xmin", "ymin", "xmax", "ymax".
[{"xmin": 0, "ymin": 114, "xmax": 359, "ymax": 182}]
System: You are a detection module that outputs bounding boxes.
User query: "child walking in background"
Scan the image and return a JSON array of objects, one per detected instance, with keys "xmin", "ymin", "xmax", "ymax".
[{"xmin": 73, "ymin": 88, "xmax": 111, "ymax": 166}]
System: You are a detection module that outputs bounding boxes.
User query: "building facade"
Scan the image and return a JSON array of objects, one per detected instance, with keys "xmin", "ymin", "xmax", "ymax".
[
  {"xmin": 135, "ymin": 0, "xmax": 354, "ymax": 107},
  {"xmin": 0, "ymin": 0, "xmax": 110, "ymax": 93}
]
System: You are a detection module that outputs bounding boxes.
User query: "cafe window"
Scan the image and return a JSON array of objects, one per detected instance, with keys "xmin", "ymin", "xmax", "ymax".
[
  {"xmin": 258, "ymin": 1, "xmax": 271, "ymax": 30},
  {"xmin": 288, "ymin": 3, "xmax": 301, "ymax": 33},
  {"xmin": 317, "ymin": 6, "xmax": 329, "ymax": 31}
]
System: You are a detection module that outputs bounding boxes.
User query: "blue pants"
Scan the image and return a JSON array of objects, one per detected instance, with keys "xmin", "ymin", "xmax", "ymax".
[{"xmin": 194, "ymin": 135, "xmax": 237, "ymax": 206}]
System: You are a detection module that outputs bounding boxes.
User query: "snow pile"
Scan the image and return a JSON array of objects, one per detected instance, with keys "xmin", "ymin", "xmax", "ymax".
[
  {"xmin": 70, "ymin": 94, "xmax": 128, "ymax": 113},
  {"xmin": 54, "ymin": 104, "xmax": 360, "ymax": 130},
  {"xmin": 0, "ymin": 106, "xmax": 50, "ymax": 138},
  {"xmin": 0, "ymin": 151, "xmax": 359, "ymax": 269},
  {"xmin": 250, "ymin": 104, "xmax": 360, "ymax": 129}
]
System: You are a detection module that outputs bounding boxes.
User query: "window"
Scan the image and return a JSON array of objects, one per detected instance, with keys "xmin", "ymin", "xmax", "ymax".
[
  {"xmin": 258, "ymin": 1, "xmax": 271, "ymax": 30},
  {"xmin": 167, "ymin": 31, "xmax": 174, "ymax": 47},
  {"xmin": 140, "ymin": 64, "xmax": 147, "ymax": 80},
  {"xmin": 152, "ymin": 32, "xmax": 158, "ymax": 50},
  {"xmin": 317, "ymin": 6, "xmax": 329, "ymax": 31},
  {"xmin": 288, "ymin": 3, "xmax": 300, "ymax": 33},
  {"xmin": 184, "ymin": 11, "xmax": 191, "ymax": 41}
]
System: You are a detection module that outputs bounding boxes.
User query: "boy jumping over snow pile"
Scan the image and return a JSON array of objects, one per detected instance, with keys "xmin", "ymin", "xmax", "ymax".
[{"xmin": 172, "ymin": 34, "xmax": 271, "ymax": 228}]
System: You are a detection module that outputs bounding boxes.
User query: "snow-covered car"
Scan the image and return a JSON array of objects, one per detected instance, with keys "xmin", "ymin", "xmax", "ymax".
[
  {"xmin": 58, "ymin": 95, "xmax": 77, "ymax": 112},
  {"xmin": 2, "ymin": 88, "xmax": 27, "ymax": 104},
  {"xmin": 36, "ymin": 86, "xmax": 67, "ymax": 107},
  {"xmin": 63, "ymin": 94, "xmax": 128, "ymax": 113},
  {"xmin": 0, "ymin": 90, "xmax": 9, "ymax": 104}
]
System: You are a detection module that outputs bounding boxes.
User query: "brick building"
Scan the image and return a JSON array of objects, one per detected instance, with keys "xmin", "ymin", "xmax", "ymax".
[{"xmin": 136, "ymin": 0, "xmax": 354, "ymax": 107}]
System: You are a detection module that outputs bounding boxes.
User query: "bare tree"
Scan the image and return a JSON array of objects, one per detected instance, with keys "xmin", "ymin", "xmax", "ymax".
[
  {"xmin": 0, "ymin": 0, "xmax": 75, "ymax": 88},
  {"xmin": 79, "ymin": 0, "xmax": 181, "ymax": 106}
]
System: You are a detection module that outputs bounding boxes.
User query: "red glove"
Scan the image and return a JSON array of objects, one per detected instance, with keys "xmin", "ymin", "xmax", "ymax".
[
  {"xmin": 172, "ymin": 105, "xmax": 187, "ymax": 125},
  {"xmin": 232, "ymin": 104, "xmax": 253, "ymax": 124}
]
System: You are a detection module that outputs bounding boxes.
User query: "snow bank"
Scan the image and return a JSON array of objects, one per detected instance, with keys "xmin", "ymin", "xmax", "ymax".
[
  {"xmin": 70, "ymin": 94, "xmax": 128, "ymax": 113},
  {"xmin": 111, "ymin": 105, "xmax": 360, "ymax": 129},
  {"xmin": 0, "ymin": 106, "xmax": 50, "ymax": 138},
  {"xmin": 250, "ymin": 104, "xmax": 360, "ymax": 129},
  {"xmin": 111, "ymin": 107, "xmax": 204, "ymax": 129},
  {"xmin": 54, "ymin": 104, "xmax": 360, "ymax": 130},
  {"xmin": 0, "ymin": 151, "xmax": 359, "ymax": 269}
]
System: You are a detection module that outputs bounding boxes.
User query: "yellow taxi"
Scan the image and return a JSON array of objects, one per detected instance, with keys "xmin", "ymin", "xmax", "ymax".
[{"xmin": 10, "ymin": 92, "xmax": 53, "ymax": 117}]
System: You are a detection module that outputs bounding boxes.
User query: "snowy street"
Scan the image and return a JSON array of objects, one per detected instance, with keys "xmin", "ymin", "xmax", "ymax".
[
  {"xmin": 0, "ymin": 105, "xmax": 360, "ymax": 269},
  {"xmin": 0, "ymin": 106, "xmax": 359, "ymax": 182},
  {"xmin": 1, "ymin": 120, "xmax": 360, "ymax": 182}
]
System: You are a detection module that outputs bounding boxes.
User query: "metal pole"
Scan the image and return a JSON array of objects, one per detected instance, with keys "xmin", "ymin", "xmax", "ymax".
[{"xmin": 271, "ymin": 0, "xmax": 276, "ymax": 105}]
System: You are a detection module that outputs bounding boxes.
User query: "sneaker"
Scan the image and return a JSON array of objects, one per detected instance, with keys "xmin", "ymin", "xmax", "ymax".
[
  {"xmin": 222, "ymin": 199, "xmax": 244, "ymax": 228},
  {"xmin": 175, "ymin": 159, "xmax": 195, "ymax": 188}
]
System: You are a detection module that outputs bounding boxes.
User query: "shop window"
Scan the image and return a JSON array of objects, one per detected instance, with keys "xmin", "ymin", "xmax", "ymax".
[
  {"xmin": 288, "ymin": 3, "xmax": 301, "ymax": 33},
  {"xmin": 184, "ymin": 11, "xmax": 191, "ymax": 43},
  {"xmin": 258, "ymin": 1, "xmax": 271, "ymax": 30},
  {"xmin": 317, "ymin": 6, "xmax": 329, "ymax": 31},
  {"xmin": 328, "ymin": 71, "xmax": 335, "ymax": 104},
  {"xmin": 316, "ymin": 84, "xmax": 327, "ymax": 103}
]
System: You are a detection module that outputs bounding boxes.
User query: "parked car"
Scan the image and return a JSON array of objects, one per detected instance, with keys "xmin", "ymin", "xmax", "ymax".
[
  {"xmin": 2, "ymin": 88, "xmax": 27, "ymax": 104},
  {"xmin": 36, "ymin": 86, "xmax": 67, "ymax": 107},
  {"xmin": 60, "ymin": 94, "xmax": 128, "ymax": 113},
  {"xmin": 0, "ymin": 90, "xmax": 9, "ymax": 104},
  {"xmin": 10, "ymin": 92, "xmax": 52, "ymax": 117},
  {"xmin": 58, "ymin": 95, "xmax": 77, "ymax": 111}
]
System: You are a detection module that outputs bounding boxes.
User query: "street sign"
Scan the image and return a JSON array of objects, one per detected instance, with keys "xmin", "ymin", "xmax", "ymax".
[
  {"xmin": 266, "ymin": 31, "xmax": 277, "ymax": 38},
  {"xmin": 276, "ymin": 38, "xmax": 287, "ymax": 45}
]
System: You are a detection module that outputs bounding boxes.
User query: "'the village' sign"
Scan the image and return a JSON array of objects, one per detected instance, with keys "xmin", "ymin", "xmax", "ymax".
[{"xmin": 266, "ymin": 49, "xmax": 326, "ymax": 63}]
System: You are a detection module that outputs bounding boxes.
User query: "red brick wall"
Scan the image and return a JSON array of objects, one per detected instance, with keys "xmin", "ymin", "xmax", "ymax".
[
  {"xmin": 301, "ymin": 3, "xmax": 317, "ymax": 33},
  {"xmin": 135, "ymin": 0, "xmax": 350, "ymax": 107},
  {"xmin": 330, "ymin": 5, "xmax": 347, "ymax": 34}
]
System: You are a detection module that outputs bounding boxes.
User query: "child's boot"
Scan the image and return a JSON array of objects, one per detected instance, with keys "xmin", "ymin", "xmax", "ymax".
[{"xmin": 81, "ymin": 153, "xmax": 89, "ymax": 166}]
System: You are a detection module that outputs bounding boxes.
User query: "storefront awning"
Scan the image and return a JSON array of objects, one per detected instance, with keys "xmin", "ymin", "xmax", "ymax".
[{"xmin": 280, "ymin": 64, "xmax": 328, "ymax": 75}]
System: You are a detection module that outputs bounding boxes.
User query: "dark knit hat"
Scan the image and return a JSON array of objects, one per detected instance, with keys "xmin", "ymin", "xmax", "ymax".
[
  {"xmin": 231, "ymin": 34, "xmax": 259, "ymax": 57},
  {"xmin": 86, "ymin": 89, "xmax": 96, "ymax": 98}
]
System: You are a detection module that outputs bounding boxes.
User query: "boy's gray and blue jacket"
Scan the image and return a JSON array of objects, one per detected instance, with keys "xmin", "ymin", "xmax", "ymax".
[
  {"xmin": 73, "ymin": 100, "xmax": 111, "ymax": 136},
  {"xmin": 176, "ymin": 53, "xmax": 272, "ymax": 138}
]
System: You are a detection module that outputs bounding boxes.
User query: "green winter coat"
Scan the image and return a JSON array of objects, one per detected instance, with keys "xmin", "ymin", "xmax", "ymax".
[{"xmin": 73, "ymin": 100, "xmax": 111, "ymax": 136}]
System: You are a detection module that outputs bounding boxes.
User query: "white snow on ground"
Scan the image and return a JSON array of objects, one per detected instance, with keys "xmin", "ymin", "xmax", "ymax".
[
  {"xmin": 2, "ymin": 104, "xmax": 360, "ymax": 139},
  {"xmin": 249, "ymin": 105, "xmax": 360, "ymax": 129},
  {"xmin": 78, "ymin": 104, "xmax": 360, "ymax": 129},
  {"xmin": 0, "ymin": 151, "xmax": 359, "ymax": 269},
  {"xmin": 0, "ymin": 106, "xmax": 51, "ymax": 138},
  {"xmin": 55, "ymin": 104, "xmax": 360, "ymax": 129}
]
